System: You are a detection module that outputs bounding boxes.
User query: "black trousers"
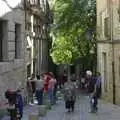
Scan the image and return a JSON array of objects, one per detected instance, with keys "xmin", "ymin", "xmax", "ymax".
[
  {"xmin": 9, "ymin": 109, "xmax": 16, "ymax": 120},
  {"xmin": 65, "ymin": 100, "xmax": 75, "ymax": 110}
]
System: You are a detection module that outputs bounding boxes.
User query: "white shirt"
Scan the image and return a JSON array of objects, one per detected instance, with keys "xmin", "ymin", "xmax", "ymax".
[{"xmin": 36, "ymin": 79, "xmax": 44, "ymax": 90}]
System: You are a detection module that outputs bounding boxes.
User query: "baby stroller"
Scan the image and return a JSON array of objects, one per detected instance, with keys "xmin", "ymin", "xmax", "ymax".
[
  {"xmin": 89, "ymin": 93, "xmax": 98, "ymax": 113},
  {"xmin": 5, "ymin": 90, "xmax": 23, "ymax": 120}
]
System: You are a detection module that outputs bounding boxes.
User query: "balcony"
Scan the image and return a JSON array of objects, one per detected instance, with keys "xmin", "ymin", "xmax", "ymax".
[
  {"xmin": 25, "ymin": 0, "xmax": 43, "ymax": 15},
  {"xmin": 26, "ymin": 0, "xmax": 40, "ymax": 7},
  {"xmin": 26, "ymin": 0, "xmax": 40, "ymax": 6}
]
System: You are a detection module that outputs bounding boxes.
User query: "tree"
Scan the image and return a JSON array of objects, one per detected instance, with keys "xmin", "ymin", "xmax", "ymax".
[{"xmin": 50, "ymin": 0, "xmax": 96, "ymax": 72}]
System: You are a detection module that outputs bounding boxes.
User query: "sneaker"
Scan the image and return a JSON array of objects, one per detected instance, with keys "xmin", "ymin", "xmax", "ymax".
[{"xmin": 29, "ymin": 102, "xmax": 34, "ymax": 106}]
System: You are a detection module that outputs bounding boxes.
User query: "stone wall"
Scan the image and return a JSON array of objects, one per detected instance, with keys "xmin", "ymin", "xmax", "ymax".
[
  {"xmin": 0, "ymin": 62, "xmax": 26, "ymax": 101},
  {"xmin": 97, "ymin": 43, "xmax": 113, "ymax": 103},
  {"xmin": 113, "ymin": 43, "xmax": 120, "ymax": 105},
  {"xmin": 0, "ymin": 0, "xmax": 26, "ymax": 102},
  {"xmin": 97, "ymin": 0, "xmax": 120, "ymax": 104}
]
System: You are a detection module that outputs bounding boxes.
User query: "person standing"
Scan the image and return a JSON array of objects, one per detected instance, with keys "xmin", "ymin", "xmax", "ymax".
[
  {"xmin": 26, "ymin": 78, "xmax": 33, "ymax": 104},
  {"xmin": 85, "ymin": 70, "xmax": 95, "ymax": 94},
  {"xmin": 43, "ymin": 73, "xmax": 51, "ymax": 93},
  {"xmin": 15, "ymin": 89, "xmax": 24, "ymax": 119},
  {"xmin": 36, "ymin": 74, "xmax": 44, "ymax": 105},
  {"xmin": 64, "ymin": 80, "xmax": 76, "ymax": 112},
  {"xmin": 89, "ymin": 72, "xmax": 102, "ymax": 113},
  {"xmin": 30, "ymin": 75, "xmax": 36, "ymax": 95},
  {"xmin": 81, "ymin": 75, "xmax": 85, "ymax": 90},
  {"xmin": 48, "ymin": 73, "xmax": 57, "ymax": 105},
  {"xmin": 5, "ymin": 90, "xmax": 17, "ymax": 120}
]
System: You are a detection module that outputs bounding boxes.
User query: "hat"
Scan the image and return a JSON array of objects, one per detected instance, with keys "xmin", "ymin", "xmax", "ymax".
[{"xmin": 86, "ymin": 70, "xmax": 92, "ymax": 76}]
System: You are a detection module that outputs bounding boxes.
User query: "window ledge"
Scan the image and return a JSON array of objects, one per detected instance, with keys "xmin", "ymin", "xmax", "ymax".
[
  {"xmin": 0, "ymin": 61, "xmax": 9, "ymax": 65},
  {"xmin": 14, "ymin": 58, "xmax": 24, "ymax": 62}
]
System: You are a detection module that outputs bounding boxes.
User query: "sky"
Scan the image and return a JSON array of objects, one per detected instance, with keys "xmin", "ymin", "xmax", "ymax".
[{"xmin": 0, "ymin": 0, "xmax": 21, "ymax": 17}]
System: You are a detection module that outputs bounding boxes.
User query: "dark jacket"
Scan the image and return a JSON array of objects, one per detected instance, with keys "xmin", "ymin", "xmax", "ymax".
[
  {"xmin": 64, "ymin": 82, "xmax": 76, "ymax": 101},
  {"xmin": 87, "ymin": 77, "xmax": 96, "ymax": 93}
]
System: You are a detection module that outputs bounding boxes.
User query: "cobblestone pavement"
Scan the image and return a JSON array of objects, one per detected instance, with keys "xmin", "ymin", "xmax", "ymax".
[
  {"xmin": 21, "ymin": 94, "xmax": 120, "ymax": 120},
  {"xmin": 2, "ymin": 94, "xmax": 120, "ymax": 120}
]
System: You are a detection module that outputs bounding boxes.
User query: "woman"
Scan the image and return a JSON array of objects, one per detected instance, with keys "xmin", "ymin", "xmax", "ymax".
[
  {"xmin": 48, "ymin": 73, "xmax": 56, "ymax": 105},
  {"xmin": 64, "ymin": 80, "xmax": 76, "ymax": 112}
]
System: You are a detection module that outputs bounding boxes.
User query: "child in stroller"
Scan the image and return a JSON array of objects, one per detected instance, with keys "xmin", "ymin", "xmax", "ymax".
[{"xmin": 89, "ymin": 93, "xmax": 98, "ymax": 113}]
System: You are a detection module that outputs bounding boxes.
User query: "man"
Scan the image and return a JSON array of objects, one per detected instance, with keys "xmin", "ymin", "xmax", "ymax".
[
  {"xmin": 86, "ymin": 70, "xmax": 95, "ymax": 94},
  {"xmin": 36, "ymin": 75, "xmax": 44, "ymax": 105},
  {"xmin": 16, "ymin": 89, "xmax": 24, "ymax": 119},
  {"xmin": 26, "ymin": 78, "xmax": 33, "ymax": 104},
  {"xmin": 89, "ymin": 72, "xmax": 102, "ymax": 113}
]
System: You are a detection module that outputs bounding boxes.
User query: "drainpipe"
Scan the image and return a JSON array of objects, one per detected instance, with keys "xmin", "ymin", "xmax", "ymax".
[{"xmin": 110, "ymin": 0, "xmax": 116, "ymax": 104}]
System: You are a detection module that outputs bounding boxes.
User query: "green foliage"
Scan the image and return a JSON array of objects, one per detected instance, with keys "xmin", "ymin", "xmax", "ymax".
[
  {"xmin": 51, "ymin": 35, "xmax": 79, "ymax": 64},
  {"xmin": 50, "ymin": 0, "xmax": 96, "ymax": 65}
]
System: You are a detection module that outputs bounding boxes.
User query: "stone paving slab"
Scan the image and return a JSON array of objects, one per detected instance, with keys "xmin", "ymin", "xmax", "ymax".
[
  {"xmin": 39, "ymin": 95, "xmax": 120, "ymax": 120},
  {"xmin": 2, "ymin": 94, "xmax": 120, "ymax": 120}
]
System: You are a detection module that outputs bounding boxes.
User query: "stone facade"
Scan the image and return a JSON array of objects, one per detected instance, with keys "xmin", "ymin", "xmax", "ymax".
[
  {"xmin": 0, "ymin": 0, "xmax": 26, "ymax": 101},
  {"xmin": 97, "ymin": 0, "xmax": 120, "ymax": 104},
  {"xmin": 25, "ymin": 0, "xmax": 52, "ymax": 77}
]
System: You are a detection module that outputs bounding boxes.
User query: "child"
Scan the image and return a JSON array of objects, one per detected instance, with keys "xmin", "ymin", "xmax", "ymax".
[{"xmin": 89, "ymin": 93, "xmax": 98, "ymax": 113}]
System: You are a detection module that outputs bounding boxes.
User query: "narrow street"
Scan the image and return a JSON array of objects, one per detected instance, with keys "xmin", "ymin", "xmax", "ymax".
[
  {"xmin": 1, "ymin": 0, "xmax": 120, "ymax": 120},
  {"xmin": 20, "ymin": 94, "xmax": 120, "ymax": 120}
]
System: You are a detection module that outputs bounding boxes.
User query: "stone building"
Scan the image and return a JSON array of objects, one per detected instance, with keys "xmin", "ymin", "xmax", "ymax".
[
  {"xmin": 97, "ymin": 0, "xmax": 120, "ymax": 104},
  {"xmin": 25, "ymin": 0, "xmax": 52, "ymax": 77},
  {"xmin": 0, "ymin": 0, "xmax": 26, "ymax": 101}
]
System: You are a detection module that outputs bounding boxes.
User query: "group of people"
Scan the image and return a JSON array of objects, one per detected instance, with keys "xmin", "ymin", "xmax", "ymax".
[
  {"xmin": 4, "ymin": 70, "xmax": 101, "ymax": 120},
  {"xmin": 27, "ymin": 72, "xmax": 57, "ymax": 106},
  {"xmin": 63, "ymin": 70, "xmax": 102, "ymax": 113}
]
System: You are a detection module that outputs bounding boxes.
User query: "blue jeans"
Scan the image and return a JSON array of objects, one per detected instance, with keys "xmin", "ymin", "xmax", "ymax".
[
  {"xmin": 48, "ymin": 88, "xmax": 54, "ymax": 105},
  {"xmin": 36, "ymin": 89, "xmax": 43, "ymax": 105}
]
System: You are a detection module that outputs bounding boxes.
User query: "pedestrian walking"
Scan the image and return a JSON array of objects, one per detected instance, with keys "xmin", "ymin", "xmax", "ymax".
[
  {"xmin": 81, "ymin": 75, "xmax": 85, "ymax": 90},
  {"xmin": 26, "ymin": 78, "xmax": 34, "ymax": 104},
  {"xmin": 43, "ymin": 73, "xmax": 51, "ymax": 93},
  {"xmin": 5, "ymin": 90, "xmax": 16, "ymax": 120},
  {"xmin": 85, "ymin": 70, "xmax": 95, "ymax": 94},
  {"xmin": 35, "ymin": 74, "xmax": 44, "ymax": 105},
  {"xmin": 5, "ymin": 89, "xmax": 23, "ymax": 120},
  {"xmin": 48, "ymin": 72, "xmax": 57, "ymax": 105},
  {"xmin": 15, "ymin": 89, "xmax": 24, "ymax": 119},
  {"xmin": 89, "ymin": 72, "xmax": 102, "ymax": 113},
  {"xmin": 30, "ymin": 74, "xmax": 36, "ymax": 95},
  {"xmin": 64, "ymin": 80, "xmax": 76, "ymax": 112}
]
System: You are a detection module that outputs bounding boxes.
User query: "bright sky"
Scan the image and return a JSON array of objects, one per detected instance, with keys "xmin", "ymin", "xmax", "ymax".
[
  {"xmin": 6, "ymin": 0, "xmax": 21, "ymax": 7},
  {"xmin": 0, "ymin": 0, "xmax": 21, "ymax": 17}
]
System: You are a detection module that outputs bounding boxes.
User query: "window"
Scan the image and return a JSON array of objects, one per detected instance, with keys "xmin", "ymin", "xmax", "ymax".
[
  {"xmin": 27, "ymin": 64, "xmax": 31, "ymax": 77},
  {"xmin": 33, "ymin": 61, "xmax": 36, "ymax": 74},
  {"xmin": 103, "ymin": 52, "xmax": 107, "ymax": 92},
  {"xmin": 118, "ymin": 0, "xmax": 120, "ymax": 22},
  {"xmin": 15, "ymin": 24, "xmax": 21, "ymax": 59},
  {"xmin": 119, "ymin": 57, "xmax": 120, "ymax": 80},
  {"xmin": 0, "ymin": 20, "xmax": 8, "ymax": 62},
  {"xmin": 100, "ymin": 13, "xmax": 102, "ymax": 34},
  {"xmin": 0, "ymin": 21, "xmax": 2, "ymax": 61},
  {"xmin": 27, "ymin": 0, "xmax": 39, "ymax": 5},
  {"xmin": 104, "ymin": 17, "xmax": 110, "ymax": 38},
  {"xmin": 107, "ymin": 0, "xmax": 110, "ymax": 11}
]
